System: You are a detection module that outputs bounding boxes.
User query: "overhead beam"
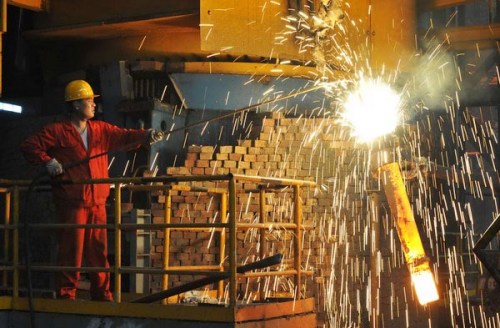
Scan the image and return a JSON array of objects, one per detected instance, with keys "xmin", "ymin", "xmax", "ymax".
[
  {"xmin": 23, "ymin": 13, "xmax": 199, "ymax": 40},
  {"xmin": 7, "ymin": 0, "xmax": 45, "ymax": 11},
  {"xmin": 418, "ymin": 0, "xmax": 480, "ymax": 11},
  {"xmin": 166, "ymin": 61, "xmax": 351, "ymax": 80},
  {"xmin": 33, "ymin": 1, "xmax": 198, "ymax": 29},
  {"xmin": 440, "ymin": 23, "xmax": 500, "ymax": 50}
]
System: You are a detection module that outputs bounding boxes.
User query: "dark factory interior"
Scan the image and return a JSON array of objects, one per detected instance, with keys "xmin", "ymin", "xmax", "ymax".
[{"xmin": 0, "ymin": 1, "xmax": 498, "ymax": 327}]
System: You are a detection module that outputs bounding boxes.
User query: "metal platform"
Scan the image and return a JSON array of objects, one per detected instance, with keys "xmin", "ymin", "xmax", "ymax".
[{"xmin": 0, "ymin": 296, "xmax": 316, "ymax": 327}]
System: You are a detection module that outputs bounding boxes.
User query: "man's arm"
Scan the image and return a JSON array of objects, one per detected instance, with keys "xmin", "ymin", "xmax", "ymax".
[{"xmin": 20, "ymin": 126, "xmax": 58, "ymax": 165}]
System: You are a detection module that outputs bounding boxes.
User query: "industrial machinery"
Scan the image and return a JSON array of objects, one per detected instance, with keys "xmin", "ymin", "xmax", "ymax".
[{"xmin": 0, "ymin": 1, "xmax": 498, "ymax": 327}]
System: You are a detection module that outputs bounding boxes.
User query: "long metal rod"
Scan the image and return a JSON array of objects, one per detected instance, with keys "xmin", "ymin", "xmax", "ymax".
[
  {"xmin": 241, "ymin": 269, "xmax": 314, "ymax": 278},
  {"xmin": 57, "ymin": 85, "xmax": 325, "ymax": 172},
  {"xmin": 228, "ymin": 176, "xmax": 237, "ymax": 307},
  {"xmin": 259, "ymin": 189, "xmax": 266, "ymax": 300},
  {"xmin": 26, "ymin": 223, "xmax": 228, "ymax": 229},
  {"xmin": 162, "ymin": 188, "xmax": 171, "ymax": 304},
  {"xmin": 0, "ymin": 223, "xmax": 314, "ymax": 231},
  {"xmin": 472, "ymin": 214, "xmax": 500, "ymax": 284},
  {"xmin": 131, "ymin": 253, "xmax": 283, "ymax": 304},
  {"xmin": 293, "ymin": 185, "xmax": 302, "ymax": 298},
  {"xmin": 1, "ymin": 173, "xmax": 317, "ymax": 188},
  {"xmin": 127, "ymin": 184, "xmax": 226, "ymax": 193},
  {"xmin": 218, "ymin": 191, "xmax": 227, "ymax": 298},
  {"xmin": 7, "ymin": 265, "xmax": 313, "ymax": 276},
  {"xmin": 23, "ymin": 265, "xmax": 232, "ymax": 275},
  {"xmin": 114, "ymin": 183, "xmax": 122, "ymax": 303},
  {"xmin": 473, "ymin": 213, "xmax": 500, "ymax": 250},
  {"xmin": 24, "ymin": 222, "xmax": 314, "ymax": 230}
]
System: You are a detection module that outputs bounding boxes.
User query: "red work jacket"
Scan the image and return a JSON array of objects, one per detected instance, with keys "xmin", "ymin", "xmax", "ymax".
[{"xmin": 21, "ymin": 118, "xmax": 147, "ymax": 207}]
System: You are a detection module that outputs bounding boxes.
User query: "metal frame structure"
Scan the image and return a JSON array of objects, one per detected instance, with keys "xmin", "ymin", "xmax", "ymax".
[
  {"xmin": 473, "ymin": 214, "xmax": 500, "ymax": 285},
  {"xmin": 0, "ymin": 174, "xmax": 315, "ymax": 321}
]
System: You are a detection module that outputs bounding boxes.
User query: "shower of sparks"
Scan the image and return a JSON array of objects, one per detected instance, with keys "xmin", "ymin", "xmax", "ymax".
[
  {"xmin": 340, "ymin": 77, "xmax": 402, "ymax": 143},
  {"xmin": 143, "ymin": 2, "xmax": 500, "ymax": 327}
]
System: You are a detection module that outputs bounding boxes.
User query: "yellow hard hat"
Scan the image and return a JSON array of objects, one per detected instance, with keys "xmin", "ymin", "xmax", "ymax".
[{"xmin": 64, "ymin": 80, "xmax": 100, "ymax": 102}]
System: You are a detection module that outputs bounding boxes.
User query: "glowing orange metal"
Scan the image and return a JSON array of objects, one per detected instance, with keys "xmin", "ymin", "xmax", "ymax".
[{"xmin": 379, "ymin": 162, "xmax": 439, "ymax": 305}]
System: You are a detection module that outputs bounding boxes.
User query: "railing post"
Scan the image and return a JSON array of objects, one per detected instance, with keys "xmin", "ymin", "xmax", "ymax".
[
  {"xmin": 3, "ymin": 190, "xmax": 10, "ymax": 287},
  {"xmin": 218, "ymin": 191, "xmax": 227, "ymax": 299},
  {"xmin": 259, "ymin": 188, "xmax": 266, "ymax": 301},
  {"xmin": 228, "ymin": 176, "xmax": 237, "ymax": 307},
  {"xmin": 12, "ymin": 186, "xmax": 19, "ymax": 298},
  {"xmin": 114, "ymin": 183, "xmax": 122, "ymax": 303},
  {"xmin": 293, "ymin": 185, "xmax": 302, "ymax": 298},
  {"xmin": 162, "ymin": 187, "xmax": 171, "ymax": 304}
]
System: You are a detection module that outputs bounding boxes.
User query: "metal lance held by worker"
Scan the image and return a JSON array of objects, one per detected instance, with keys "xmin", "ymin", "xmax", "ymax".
[{"xmin": 58, "ymin": 83, "xmax": 325, "ymax": 172}]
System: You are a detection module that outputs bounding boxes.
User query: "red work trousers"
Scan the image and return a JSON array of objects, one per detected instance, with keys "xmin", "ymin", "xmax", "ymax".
[{"xmin": 55, "ymin": 203, "xmax": 113, "ymax": 301}]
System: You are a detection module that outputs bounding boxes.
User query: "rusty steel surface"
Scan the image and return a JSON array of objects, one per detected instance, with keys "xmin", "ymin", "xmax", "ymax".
[{"xmin": 380, "ymin": 162, "xmax": 427, "ymax": 262}]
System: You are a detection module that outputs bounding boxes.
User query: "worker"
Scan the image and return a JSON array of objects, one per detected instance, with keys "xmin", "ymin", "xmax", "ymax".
[{"xmin": 20, "ymin": 80, "xmax": 164, "ymax": 301}]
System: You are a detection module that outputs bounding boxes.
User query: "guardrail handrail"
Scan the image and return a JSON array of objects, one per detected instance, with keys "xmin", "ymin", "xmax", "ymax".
[{"xmin": 0, "ymin": 173, "xmax": 316, "ymax": 307}]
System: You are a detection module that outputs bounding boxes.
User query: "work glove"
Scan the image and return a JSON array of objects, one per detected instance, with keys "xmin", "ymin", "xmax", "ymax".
[
  {"xmin": 148, "ymin": 129, "xmax": 164, "ymax": 144},
  {"xmin": 46, "ymin": 158, "xmax": 64, "ymax": 177}
]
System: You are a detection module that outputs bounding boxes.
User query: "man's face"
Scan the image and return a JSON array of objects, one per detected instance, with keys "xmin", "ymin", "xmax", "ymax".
[{"xmin": 78, "ymin": 98, "xmax": 96, "ymax": 120}]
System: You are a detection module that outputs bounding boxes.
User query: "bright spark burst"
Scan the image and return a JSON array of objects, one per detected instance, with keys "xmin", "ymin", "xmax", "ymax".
[
  {"xmin": 411, "ymin": 269, "xmax": 439, "ymax": 305},
  {"xmin": 155, "ymin": 2, "xmax": 499, "ymax": 326},
  {"xmin": 340, "ymin": 77, "xmax": 402, "ymax": 143}
]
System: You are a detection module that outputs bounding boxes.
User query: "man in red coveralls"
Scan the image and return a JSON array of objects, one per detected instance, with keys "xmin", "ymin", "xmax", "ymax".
[{"xmin": 21, "ymin": 80, "xmax": 163, "ymax": 301}]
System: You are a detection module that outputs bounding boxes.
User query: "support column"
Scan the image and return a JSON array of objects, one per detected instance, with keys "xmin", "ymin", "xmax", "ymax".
[
  {"xmin": 293, "ymin": 185, "xmax": 302, "ymax": 298},
  {"xmin": 228, "ymin": 176, "xmax": 237, "ymax": 307},
  {"xmin": 162, "ymin": 188, "xmax": 171, "ymax": 304},
  {"xmin": 114, "ymin": 183, "xmax": 122, "ymax": 303}
]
